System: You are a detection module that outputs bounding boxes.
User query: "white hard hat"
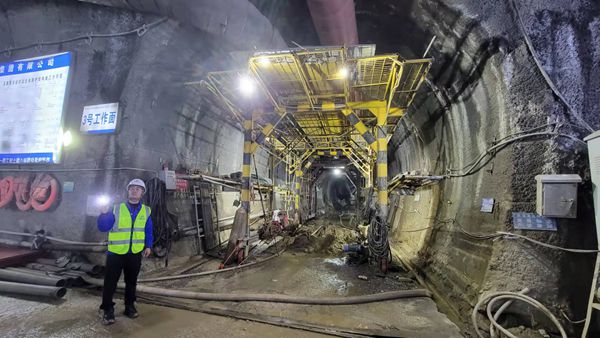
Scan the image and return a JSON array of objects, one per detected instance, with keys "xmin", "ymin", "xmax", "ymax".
[{"xmin": 127, "ymin": 179, "xmax": 146, "ymax": 192}]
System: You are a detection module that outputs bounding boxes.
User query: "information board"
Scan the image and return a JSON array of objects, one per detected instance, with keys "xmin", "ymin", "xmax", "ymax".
[
  {"xmin": 80, "ymin": 102, "xmax": 119, "ymax": 134},
  {"xmin": 0, "ymin": 52, "xmax": 71, "ymax": 164}
]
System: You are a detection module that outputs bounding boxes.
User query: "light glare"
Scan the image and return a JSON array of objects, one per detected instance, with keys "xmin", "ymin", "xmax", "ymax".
[
  {"xmin": 239, "ymin": 75, "xmax": 256, "ymax": 97},
  {"xmin": 62, "ymin": 130, "xmax": 72, "ymax": 147},
  {"xmin": 96, "ymin": 195, "xmax": 110, "ymax": 206},
  {"xmin": 258, "ymin": 57, "xmax": 270, "ymax": 67}
]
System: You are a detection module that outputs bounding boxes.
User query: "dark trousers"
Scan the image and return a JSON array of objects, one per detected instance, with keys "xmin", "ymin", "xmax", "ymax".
[{"xmin": 100, "ymin": 253, "xmax": 142, "ymax": 310}]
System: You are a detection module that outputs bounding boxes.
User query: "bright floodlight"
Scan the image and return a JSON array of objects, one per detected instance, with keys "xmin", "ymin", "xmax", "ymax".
[
  {"xmin": 239, "ymin": 75, "xmax": 256, "ymax": 97},
  {"xmin": 96, "ymin": 195, "xmax": 110, "ymax": 206},
  {"xmin": 62, "ymin": 130, "xmax": 73, "ymax": 147},
  {"xmin": 338, "ymin": 67, "xmax": 349, "ymax": 79},
  {"xmin": 333, "ymin": 168, "xmax": 342, "ymax": 176}
]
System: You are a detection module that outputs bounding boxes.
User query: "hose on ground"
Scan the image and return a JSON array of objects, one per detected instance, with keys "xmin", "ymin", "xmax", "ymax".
[
  {"xmin": 472, "ymin": 290, "xmax": 567, "ymax": 338},
  {"xmin": 138, "ymin": 249, "xmax": 285, "ymax": 283},
  {"xmin": 85, "ymin": 275, "xmax": 430, "ymax": 305}
]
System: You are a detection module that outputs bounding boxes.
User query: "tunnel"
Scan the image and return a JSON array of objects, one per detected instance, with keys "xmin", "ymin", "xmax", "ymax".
[{"xmin": 0, "ymin": 0, "xmax": 600, "ymax": 337}]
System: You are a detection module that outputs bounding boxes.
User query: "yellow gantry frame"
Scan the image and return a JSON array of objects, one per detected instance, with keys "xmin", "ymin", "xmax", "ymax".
[{"xmin": 196, "ymin": 45, "xmax": 431, "ymax": 221}]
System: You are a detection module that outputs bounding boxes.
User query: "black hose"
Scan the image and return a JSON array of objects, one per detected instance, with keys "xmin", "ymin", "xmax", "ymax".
[
  {"xmin": 368, "ymin": 216, "xmax": 391, "ymax": 262},
  {"xmin": 144, "ymin": 178, "xmax": 178, "ymax": 261},
  {"xmin": 138, "ymin": 249, "xmax": 285, "ymax": 283},
  {"xmin": 84, "ymin": 276, "xmax": 430, "ymax": 304}
]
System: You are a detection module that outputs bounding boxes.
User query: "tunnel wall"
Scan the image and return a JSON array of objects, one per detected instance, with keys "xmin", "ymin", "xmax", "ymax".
[
  {"xmin": 0, "ymin": 0, "xmax": 285, "ymax": 260},
  {"xmin": 385, "ymin": 0, "xmax": 600, "ymax": 331}
]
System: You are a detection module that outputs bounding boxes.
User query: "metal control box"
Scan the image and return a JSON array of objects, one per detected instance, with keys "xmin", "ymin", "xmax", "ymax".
[
  {"xmin": 585, "ymin": 130, "xmax": 600, "ymax": 229},
  {"xmin": 158, "ymin": 169, "xmax": 177, "ymax": 190},
  {"xmin": 535, "ymin": 174, "xmax": 581, "ymax": 218}
]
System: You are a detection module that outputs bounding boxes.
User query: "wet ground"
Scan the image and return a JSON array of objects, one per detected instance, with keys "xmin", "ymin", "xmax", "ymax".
[
  {"xmin": 140, "ymin": 250, "xmax": 462, "ymax": 337},
  {"xmin": 0, "ymin": 222, "xmax": 462, "ymax": 337},
  {"xmin": 0, "ymin": 290, "xmax": 325, "ymax": 338}
]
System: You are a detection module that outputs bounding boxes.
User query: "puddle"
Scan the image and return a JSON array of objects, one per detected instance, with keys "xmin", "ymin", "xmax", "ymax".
[{"xmin": 323, "ymin": 256, "xmax": 348, "ymax": 266}]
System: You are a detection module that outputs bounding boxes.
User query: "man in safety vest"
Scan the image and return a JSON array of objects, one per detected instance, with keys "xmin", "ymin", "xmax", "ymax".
[{"xmin": 97, "ymin": 178, "xmax": 153, "ymax": 325}]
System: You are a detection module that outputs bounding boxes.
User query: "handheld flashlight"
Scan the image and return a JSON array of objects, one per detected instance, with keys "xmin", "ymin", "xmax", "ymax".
[{"xmin": 96, "ymin": 195, "xmax": 111, "ymax": 207}]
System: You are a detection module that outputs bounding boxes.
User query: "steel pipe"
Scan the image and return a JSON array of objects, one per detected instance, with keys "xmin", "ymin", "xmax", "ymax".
[
  {"xmin": 0, "ymin": 269, "xmax": 66, "ymax": 287},
  {"xmin": 0, "ymin": 280, "xmax": 66, "ymax": 299}
]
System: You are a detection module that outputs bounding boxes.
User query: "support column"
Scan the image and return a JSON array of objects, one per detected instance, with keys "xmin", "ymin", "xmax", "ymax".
[
  {"xmin": 295, "ymin": 169, "xmax": 303, "ymax": 212},
  {"xmin": 370, "ymin": 107, "xmax": 390, "ymax": 272},
  {"xmin": 241, "ymin": 119, "xmax": 253, "ymax": 257},
  {"xmin": 341, "ymin": 109, "xmax": 377, "ymax": 151},
  {"xmin": 376, "ymin": 122, "xmax": 388, "ymax": 220}
]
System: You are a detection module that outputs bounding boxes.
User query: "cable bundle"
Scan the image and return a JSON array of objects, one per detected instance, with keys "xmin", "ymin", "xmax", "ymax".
[
  {"xmin": 368, "ymin": 216, "xmax": 390, "ymax": 262},
  {"xmin": 144, "ymin": 178, "xmax": 178, "ymax": 261}
]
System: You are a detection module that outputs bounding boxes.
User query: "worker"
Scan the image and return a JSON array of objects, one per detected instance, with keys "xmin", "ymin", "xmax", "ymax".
[{"xmin": 97, "ymin": 178, "xmax": 153, "ymax": 325}]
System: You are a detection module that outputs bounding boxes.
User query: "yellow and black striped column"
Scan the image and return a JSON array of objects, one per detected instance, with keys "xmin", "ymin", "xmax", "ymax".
[
  {"xmin": 241, "ymin": 119, "xmax": 253, "ymax": 214},
  {"xmin": 376, "ymin": 124, "xmax": 388, "ymax": 219},
  {"xmin": 295, "ymin": 169, "xmax": 303, "ymax": 211},
  {"xmin": 342, "ymin": 109, "xmax": 377, "ymax": 151}
]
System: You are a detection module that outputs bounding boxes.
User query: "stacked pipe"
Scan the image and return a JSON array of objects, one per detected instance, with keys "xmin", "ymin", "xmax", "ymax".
[{"xmin": 0, "ymin": 268, "xmax": 67, "ymax": 299}]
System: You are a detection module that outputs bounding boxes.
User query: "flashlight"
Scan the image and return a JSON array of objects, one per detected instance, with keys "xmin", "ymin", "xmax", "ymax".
[{"xmin": 96, "ymin": 195, "xmax": 110, "ymax": 207}]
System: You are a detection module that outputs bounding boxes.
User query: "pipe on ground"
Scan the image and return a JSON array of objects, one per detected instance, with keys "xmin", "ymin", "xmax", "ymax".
[
  {"xmin": 35, "ymin": 258, "xmax": 103, "ymax": 274},
  {"xmin": 84, "ymin": 276, "xmax": 430, "ymax": 305},
  {"xmin": 6, "ymin": 268, "xmax": 82, "ymax": 287},
  {"xmin": 0, "ymin": 238, "xmax": 106, "ymax": 252},
  {"xmin": 0, "ymin": 280, "xmax": 66, "ymax": 299},
  {"xmin": 138, "ymin": 249, "xmax": 285, "ymax": 283},
  {"xmin": 0, "ymin": 229, "xmax": 106, "ymax": 246},
  {"xmin": 0, "ymin": 269, "xmax": 67, "ymax": 287}
]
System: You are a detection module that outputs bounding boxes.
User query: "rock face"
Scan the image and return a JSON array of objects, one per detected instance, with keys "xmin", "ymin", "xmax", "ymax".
[{"xmin": 356, "ymin": 0, "xmax": 600, "ymax": 332}]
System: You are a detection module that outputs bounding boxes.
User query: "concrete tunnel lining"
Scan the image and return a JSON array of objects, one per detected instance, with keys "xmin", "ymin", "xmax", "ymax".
[{"xmin": 0, "ymin": 0, "xmax": 599, "ymax": 336}]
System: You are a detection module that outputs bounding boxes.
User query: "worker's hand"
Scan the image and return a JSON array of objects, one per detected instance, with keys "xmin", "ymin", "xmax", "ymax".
[
  {"xmin": 100, "ymin": 205, "xmax": 110, "ymax": 214},
  {"xmin": 142, "ymin": 248, "xmax": 152, "ymax": 258}
]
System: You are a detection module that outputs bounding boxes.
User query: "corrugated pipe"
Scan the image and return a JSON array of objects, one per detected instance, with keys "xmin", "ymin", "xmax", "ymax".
[
  {"xmin": 84, "ymin": 276, "xmax": 430, "ymax": 305},
  {"xmin": 0, "ymin": 268, "xmax": 67, "ymax": 287},
  {"xmin": 0, "ymin": 280, "xmax": 66, "ymax": 299}
]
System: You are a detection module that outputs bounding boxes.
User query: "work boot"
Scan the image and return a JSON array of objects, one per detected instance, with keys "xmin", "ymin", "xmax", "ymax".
[
  {"xmin": 102, "ymin": 307, "xmax": 115, "ymax": 325},
  {"xmin": 123, "ymin": 304, "xmax": 139, "ymax": 318}
]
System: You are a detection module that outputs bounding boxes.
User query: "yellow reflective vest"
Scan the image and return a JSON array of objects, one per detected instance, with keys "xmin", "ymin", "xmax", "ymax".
[{"xmin": 107, "ymin": 203, "xmax": 150, "ymax": 255}]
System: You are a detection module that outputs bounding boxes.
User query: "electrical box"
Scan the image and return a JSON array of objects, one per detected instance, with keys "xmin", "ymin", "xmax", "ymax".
[
  {"xmin": 584, "ymin": 131, "xmax": 600, "ymax": 230},
  {"xmin": 159, "ymin": 170, "xmax": 177, "ymax": 190},
  {"xmin": 535, "ymin": 174, "xmax": 581, "ymax": 218}
]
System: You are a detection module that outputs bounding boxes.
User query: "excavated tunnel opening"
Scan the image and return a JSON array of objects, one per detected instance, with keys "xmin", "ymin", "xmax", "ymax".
[{"xmin": 0, "ymin": 0, "xmax": 600, "ymax": 337}]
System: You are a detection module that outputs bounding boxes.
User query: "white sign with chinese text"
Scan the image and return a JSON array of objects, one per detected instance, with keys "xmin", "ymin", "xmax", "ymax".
[
  {"xmin": 80, "ymin": 103, "xmax": 119, "ymax": 134},
  {"xmin": 0, "ymin": 52, "xmax": 71, "ymax": 164}
]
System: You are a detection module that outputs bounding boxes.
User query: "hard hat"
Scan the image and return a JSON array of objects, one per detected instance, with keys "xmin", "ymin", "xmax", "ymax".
[{"xmin": 127, "ymin": 179, "xmax": 146, "ymax": 192}]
